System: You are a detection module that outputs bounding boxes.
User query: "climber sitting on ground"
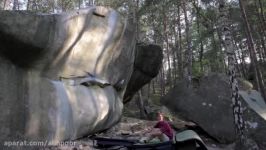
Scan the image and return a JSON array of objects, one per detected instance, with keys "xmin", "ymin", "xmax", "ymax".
[{"xmin": 140, "ymin": 112, "xmax": 174, "ymax": 143}]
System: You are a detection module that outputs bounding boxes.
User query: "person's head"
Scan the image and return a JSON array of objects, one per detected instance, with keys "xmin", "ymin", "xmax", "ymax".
[{"xmin": 157, "ymin": 112, "xmax": 164, "ymax": 121}]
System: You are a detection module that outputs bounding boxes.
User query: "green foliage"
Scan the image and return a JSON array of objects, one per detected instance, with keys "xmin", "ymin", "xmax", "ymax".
[
  {"xmin": 192, "ymin": 61, "xmax": 204, "ymax": 77},
  {"xmin": 8, "ymin": 0, "xmax": 265, "ymax": 92}
]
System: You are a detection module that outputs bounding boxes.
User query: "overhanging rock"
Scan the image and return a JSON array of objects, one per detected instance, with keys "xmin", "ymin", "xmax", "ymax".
[{"xmin": 123, "ymin": 43, "xmax": 163, "ymax": 103}]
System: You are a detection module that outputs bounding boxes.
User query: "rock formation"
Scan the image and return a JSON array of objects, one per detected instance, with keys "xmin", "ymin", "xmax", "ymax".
[
  {"xmin": 123, "ymin": 43, "xmax": 163, "ymax": 103},
  {"xmin": 0, "ymin": 6, "xmax": 145, "ymax": 146},
  {"xmin": 162, "ymin": 73, "xmax": 266, "ymax": 149}
]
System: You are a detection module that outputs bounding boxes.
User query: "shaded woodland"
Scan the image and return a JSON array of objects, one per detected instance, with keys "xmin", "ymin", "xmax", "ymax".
[
  {"xmin": 1, "ymin": 0, "xmax": 265, "ymax": 97},
  {"xmin": 1, "ymin": 0, "xmax": 266, "ymax": 149}
]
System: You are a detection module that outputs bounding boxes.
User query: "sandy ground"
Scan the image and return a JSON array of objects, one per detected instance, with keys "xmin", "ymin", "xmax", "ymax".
[{"xmin": 41, "ymin": 117, "xmax": 236, "ymax": 150}]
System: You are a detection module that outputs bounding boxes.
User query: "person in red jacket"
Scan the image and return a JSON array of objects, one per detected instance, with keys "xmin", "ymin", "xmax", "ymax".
[{"xmin": 142, "ymin": 112, "xmax": 174, "ymax": 142}]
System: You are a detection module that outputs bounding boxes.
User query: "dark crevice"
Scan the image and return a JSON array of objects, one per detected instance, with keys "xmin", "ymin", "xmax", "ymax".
[
  {"xmin": 0, "ymin": 31, "xmax": 45, "ymax": 68},
  {"xmin": 93, "ymin": 11, "xmax": 106, "ymax": 17}
]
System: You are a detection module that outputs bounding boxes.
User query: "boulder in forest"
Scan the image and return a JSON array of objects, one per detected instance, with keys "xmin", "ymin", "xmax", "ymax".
[
  {"xmin": 123, "ymin": 43, "xmax": 163, "ymax": 103},
  {"xmin": 0, "ymin": 6, "xmax": 137, "ymax": 146},
  {"xmin": 162, "ymin": 73, "xmax": 266, "ymax": 149}
]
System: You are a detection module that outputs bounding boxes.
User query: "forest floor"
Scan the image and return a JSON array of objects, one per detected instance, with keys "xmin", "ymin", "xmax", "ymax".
[{"xmin": 43, "ymin": 117, "xmax": 235, "ymax": 150}]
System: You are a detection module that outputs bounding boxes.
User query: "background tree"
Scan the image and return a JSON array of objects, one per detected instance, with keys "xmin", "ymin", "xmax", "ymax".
[{"xmin": 218, "ymin": 0, "xmax": 246, "ymax": 145}]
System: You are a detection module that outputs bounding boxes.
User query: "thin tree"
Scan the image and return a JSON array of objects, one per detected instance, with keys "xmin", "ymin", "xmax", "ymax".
[
  {"xmin": 218, "ymin": 0, "xmax": 246, "ymax": 144},
  {"xmin": 177, "ymin": 3, "xmax": 183, "ymax": 79},
  {"xmin": 138, "ymin": 90, "xmax": 147, "ymax": 119},
  {"xmin": 78, "ymin": 0, "xmax": 81, "ymax": 9},
  {"xmin": 258, "ymin": 0, "xmax": 266, "ymax": 31},
  {"xmin": 163, "ymin": 8, "xmax": 172, "ymax": 88},
  {"xmin": 194, "ymin": 0, "xmax": 204, "ymax": 73},
  {"xmin": 182, "ymin": 1, "xmax": 193, "ymax": 87},
  {"xmin": 12, "ymin": 0, "xmax": 18, "ymax": 10},
  {"xmin": 2, "ymin": 0, "xmax": 7, "ymax": 10},
  {"xmin": 26, "ymin": 0, "xmax": 30, "ymax": 10},
  {"xmin": 160, "ymin": 66, "xmax": 166, "ymax": 96}
]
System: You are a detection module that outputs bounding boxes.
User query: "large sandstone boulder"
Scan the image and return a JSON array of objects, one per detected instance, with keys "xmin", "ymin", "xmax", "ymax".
[
  {"xmin": 123, "ymin": 43, "xmax": 163, "ymax": 103},
  {"xmin": 162, "ymin": 73, "xmax": 266, "ymax": 148},
  {"xmin": 0, "ymin": 6, "xmax": 136, "ymax": 146}
]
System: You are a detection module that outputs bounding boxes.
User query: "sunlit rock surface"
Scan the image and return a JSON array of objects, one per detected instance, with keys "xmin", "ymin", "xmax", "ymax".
[{"xmin": 0, "ymin": 6, "xmax": 136, "ymax": 146}]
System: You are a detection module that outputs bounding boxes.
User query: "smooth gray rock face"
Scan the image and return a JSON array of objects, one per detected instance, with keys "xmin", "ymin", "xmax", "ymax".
[
  {"xmin": 162, "ymin": 74, "xmax": 236, "ymax": 143},
  {"xmin": 123, "ymin": 43, "xmax": 163, "ymax": 103},
  {"xmin": 0, "ymin": 7, "xmax": 136, "ymax": 146},
  {"xmin": 239, "ymin": 90, "xmax": 266, "ymax": 149},
  {"xmin": 162, "ymin": 73, "xmax": 266, "ymax": 147}
]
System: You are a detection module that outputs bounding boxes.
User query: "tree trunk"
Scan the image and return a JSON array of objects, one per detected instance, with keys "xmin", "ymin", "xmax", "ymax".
[
  {"xmin": 152, "ymin": 80, "xmax": 156, "ymax": 94},
  {"xmin": 260, "ymin": 37, "xmax": 266, "ymax": 62},
  {"xmin": 177, "ymin": 4, "xmax": 183, "ymax": 79},
  {"xmin": 258, "ymin": 0, "xmax": 266, "ymax": 31},
  {"xmin": 159, "ymin": 70, "xmax": 163, "ymax": 97},
  {"xmin": 216, "ymin": 28, "xmax": 227, "ymax": 73},
  {"xmin": 256, "ymin": 40, "xmax": 265, "ymax": 62},
  {"xmin": 52, "ymin": 1, "xmax": 55, "ymax": 13},
  {"xmin": 147, "ymin": 83, "xmax": 151, "ymax": 99},
  {"xmin": 3, "ymin": 0, "xmax": 7, "ymax": 10},
  {"xmin": 172, "ymin": 20, "xmax": 180, "ymax": 81},
  {"xmin": 26, "ymin": 0, "xmax": 30, "ymax": 10},
  {"xmin": 239, "ymin": 0, "xmax": 266, "ymax": 101},
  {"xmin": 12, "ymin": 0, "xmax": 18, "ymax": 10},
  {"xmin": 231, "ymin": 32, "xmax": 244, "ymax": 77},
  {"xmin": 138, "ymin": 90, "xmax": 147, "ymax": 119},
  {"xmin": 218, "ymin": 0, "xmax": 246, "ymax": 143},
  {"xmin": 238, "ymin": 42, "xmax": 248, "ymax": 78},
  {"xmin": 233, "ymin": 38, "xmax": 247, "ymax": 78},
  {"xmin": 259, "ymin": 36, "xmax": 266, "ymax": 62},
  {"xmin": 135, "ymin": 0, "xmax": 139, "ymax": 41},
  {"xmin": 199, "ymin": 32, "xmax": 204, "ymax": 73},
  {"xmin": 171, "ymin": 30, "xmax": 178, "ymax": 84},
  {"xmin": 182, "ymin": 1, "xmax": 193, "ymax": 87},
  {"xmin": 234, "ymin": 51, "xmax": 242, "ymax": 77},
  {"xmin": 255, "ymin": 1, "xmax": 266, "ymax": 62},
  {"xmin": 163, "ymin": 9, "xmax": 172, "ymax": 88},
  {"xmin": 195, "ymin": 0, "xmax": 204, "ymax": 73},
  {"xmin": 160, "ymin": 66, "xmax": 166, "ymax": 96}
]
